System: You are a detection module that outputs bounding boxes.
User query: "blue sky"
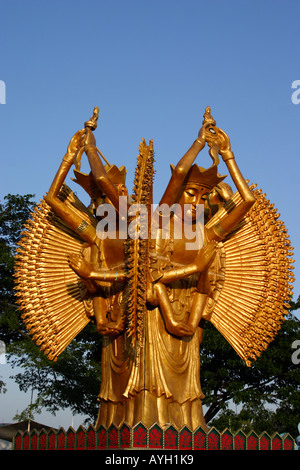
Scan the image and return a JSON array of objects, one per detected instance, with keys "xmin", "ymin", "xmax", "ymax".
[{"xmin": 1, "ymin": 0, "xmax": 299, "ymax": 429}]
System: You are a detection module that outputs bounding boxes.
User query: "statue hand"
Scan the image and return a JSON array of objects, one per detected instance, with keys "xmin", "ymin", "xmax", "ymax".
[
  {"xmin": 216, "ymin": 128, "xmax": 235, "ymax": 161},
  {"xmin": 66, "ymin": 129, "xmax": 86, "ymax": 158},
  {"xmin": 146, "ymin": 274, "xmax": 159, "ymax": 307},
  {"xmin": 97, "ymin": 320, "xmax": 124, "ymax": 337},
  {"xmin": 197, "ymin": 122, "xmax": 211, "ymax": 145},
  {"xmin": 68, "ymin": 253, "xmax": 93, "ymax": 279},
  {"xmin": 194, "ymin": 241, "xmax": 217, "ymax": 272},
  {"xmin": 166, "ymin": 319, "xmax": 194, "ymax": 337},
  {"xmin": 208, "ymin": 143, "xmax": 220, "ymax": 166},
  {"xmin": 198, "ymin": 122, "xmax": 220, "ymax": 165},
  {"xmin": 216, "ymin": 128, "xmax": 230, "ymax": 151}
]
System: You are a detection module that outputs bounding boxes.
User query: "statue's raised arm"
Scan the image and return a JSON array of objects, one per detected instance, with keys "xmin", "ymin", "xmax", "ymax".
[
  {"xmin": 45, "ymin": 128, "xmax": 99, "ymax": 245},
  {"xmin": 159, "ymin": 107, "xmax": 217, "ymax": 208},
  {"xmin": 205, "ymin": 127, "xmax": 256, "ymax": 241}
]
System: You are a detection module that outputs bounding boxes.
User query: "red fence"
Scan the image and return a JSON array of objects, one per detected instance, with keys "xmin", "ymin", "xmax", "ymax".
[{"xmin": 12, "ymin": 422, "xmax": 295, "ymax": 450}]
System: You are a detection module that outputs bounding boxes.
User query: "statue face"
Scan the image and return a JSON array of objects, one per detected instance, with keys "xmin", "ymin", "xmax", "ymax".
[{"xmin": 179, "ymin": 184, "xmax": 211, "ymax": 222}]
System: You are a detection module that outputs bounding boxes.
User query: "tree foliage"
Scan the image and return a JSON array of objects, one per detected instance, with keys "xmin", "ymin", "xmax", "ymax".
[
  {"xmin": 1, "ymin": 193, "xmax": 299, "ymax": 435},
  {"xmin": 201, "ymin": 307, "xmax": 300, "ymax": 436},
  {"xmin": 0, "ymin": 194, "xmax": 35, "ymax": 343},
  {"xmin": 0, "ymin": 194, "xmax": 102, "ymax": 424},
  {"xmin": 8, "ymin": 325, "xmax": 102, "ymax": 424}
]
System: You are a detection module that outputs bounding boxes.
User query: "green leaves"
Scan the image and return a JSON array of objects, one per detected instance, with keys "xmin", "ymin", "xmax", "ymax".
[
  {"xmin": 0, "ymin": 194, "xmax": 35, "ymax": 248},
  {"xmin": 9, "ymin": 323, "xmax": 102, "ymax": 423},
  {"xmin": 0, "ymin": 194, "xmax": 35, "ymax": 343},
  {"xmin": 201, "ymin": 309, "xmax": 300, "ymax": 436},
  {"xmin": 1, "ymin": 194, "xmax": 101, "ymax": 423}
]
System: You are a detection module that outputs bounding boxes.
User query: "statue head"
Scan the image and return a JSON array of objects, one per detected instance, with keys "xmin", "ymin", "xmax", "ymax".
[{"xmin": 171, "ymin": 163, "xmax": 227, "ymax": 222}]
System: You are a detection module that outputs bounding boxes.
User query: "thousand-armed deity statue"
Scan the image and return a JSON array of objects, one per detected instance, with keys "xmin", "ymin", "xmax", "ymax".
[{"xmin": 14, "ymin": 106, "xmax": 294, "ymax": 432}]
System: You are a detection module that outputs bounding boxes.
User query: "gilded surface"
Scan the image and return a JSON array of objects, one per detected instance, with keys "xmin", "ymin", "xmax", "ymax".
[{"xmin": 14, "ymin": 106, "xmax": 294, "ymax": 431}]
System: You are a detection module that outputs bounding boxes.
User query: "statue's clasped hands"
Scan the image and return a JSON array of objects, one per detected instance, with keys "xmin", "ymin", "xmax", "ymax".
[
  {"xmin": 67, "ymin": 253, "xmax": 93, "ymax": 279},
  {"xmin": 62, "ymin": 129, "xmax": 87, "ymax": 170},
  {"xmin": 197, "ymin": 106, "xmax": 235, "ymax": 165},
  {"xmin": 206, "ymin": 126, "xmax": 235, "ymax": 164}
]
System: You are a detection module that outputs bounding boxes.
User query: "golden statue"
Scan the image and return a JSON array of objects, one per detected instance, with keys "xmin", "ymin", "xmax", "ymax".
[{"xmin": 14, "ymin": 106, "xmax": 294, "ymax": 432}]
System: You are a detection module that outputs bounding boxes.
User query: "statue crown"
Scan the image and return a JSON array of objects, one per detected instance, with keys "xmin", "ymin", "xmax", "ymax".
[
  {"xmin": 170, "ymin": 163, "xmax": 226, "ymax": 190},
  {"xmin": 72, "ymin": 164, "xmax": 127, "ymax": 201},
  {"xmin": 186, "ymin": 164, "xmax": 226, "ymax": 189},
  {"xmin": 104, "ymin": 164, "xmax": 127, "ymax": 185}
]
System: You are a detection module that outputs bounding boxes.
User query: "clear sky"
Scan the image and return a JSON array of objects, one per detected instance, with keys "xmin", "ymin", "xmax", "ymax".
[{"xmin": 1, "ymin": 0, "xmax": 299, "ymax": 429}]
